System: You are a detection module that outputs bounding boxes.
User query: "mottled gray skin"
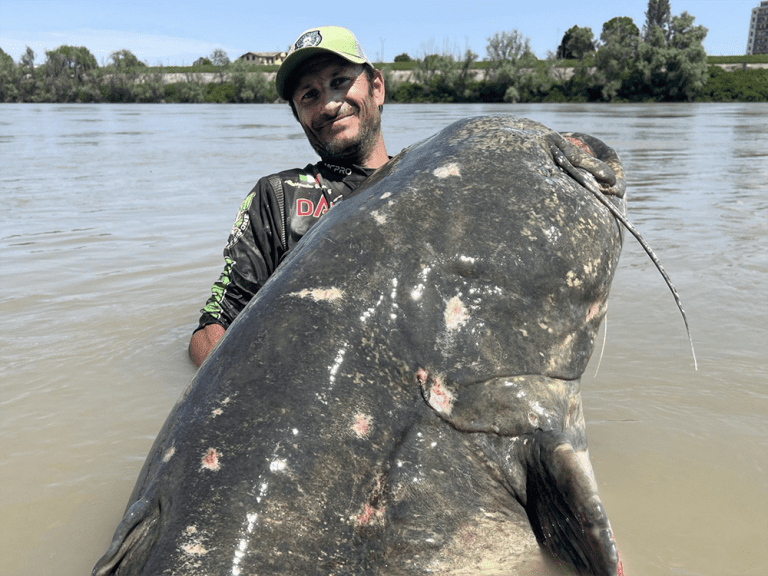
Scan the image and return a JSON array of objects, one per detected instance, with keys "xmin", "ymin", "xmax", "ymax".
[{"xmin": 94, "ymin": 116, "xmax": 626, "ymax": 576}]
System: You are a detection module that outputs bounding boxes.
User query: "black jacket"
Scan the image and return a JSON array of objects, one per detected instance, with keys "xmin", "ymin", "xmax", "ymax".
[{"xmin": 196, "ymin": 161, "xmax": 375, "ymax": 332}]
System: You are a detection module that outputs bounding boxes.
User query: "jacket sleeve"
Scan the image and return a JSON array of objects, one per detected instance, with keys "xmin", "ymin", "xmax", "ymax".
[{"xmin": 195, "ymin": 177, "xmax": 284, "ymax": 332}]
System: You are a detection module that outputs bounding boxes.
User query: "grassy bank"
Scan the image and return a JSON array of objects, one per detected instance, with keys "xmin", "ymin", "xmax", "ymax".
[
  {"xmin": 2, "ymin": 55, "xmax": 766, "ymax": 104},
  {"xmin": 98, "ymin": 54, "xmax": 768, "ymax": 76}
]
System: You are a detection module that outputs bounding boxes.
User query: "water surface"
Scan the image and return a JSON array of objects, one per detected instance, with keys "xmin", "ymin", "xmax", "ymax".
[{"xmin": 1, "ymin": 102, "xmax": 766, "ymax": 575}]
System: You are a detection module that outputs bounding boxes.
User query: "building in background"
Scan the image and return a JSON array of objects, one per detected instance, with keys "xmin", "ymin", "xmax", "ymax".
[
  {"xmin": 747, "ymin": 1, "xmax": 768, "ymax": 54},
  {"xmin": 238, "ymin": 51, "xmax": 287, "ymax": 65}
]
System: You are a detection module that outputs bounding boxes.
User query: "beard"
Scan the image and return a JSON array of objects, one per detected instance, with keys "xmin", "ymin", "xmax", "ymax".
[{"xmin": 305, "ymin": 105, "xmax": 382, "ymax": 165}]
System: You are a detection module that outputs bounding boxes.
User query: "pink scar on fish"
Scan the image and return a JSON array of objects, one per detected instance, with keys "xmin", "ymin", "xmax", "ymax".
[
  {"xmin": 211, "ymin": 396, "xmax": 232, "ymax": 418},
  {"xmin": 181, "ymin": 542, "xmax": 208, "ymax": 555},
  {"xmin": 162, "ymin": 446, "xmax": 175, "ymax": 463},
  {"xmin": 428, "ymin": 377, "xmax": 455, "ymax": 415},
  {"xmin": 201, "ymin": 448, "xmax": 220, "ymax": 471},
  {"xmin": 352, "ymin": 413, "xmax": 373, "ymax": 438},
  {"xmin": 587, "ymin": 301, "xmax": 602, "ymax": 321},
  {"xmin": 180, "ymin": 525, "xmax": 208, "ymax": 555},
  {"xmin": 357, "ymin": 503, "xmax": 385, "ymax": 526},
  {"xmin": 564, "ymin": 136, "xmax": 594, "ymax": 156}
]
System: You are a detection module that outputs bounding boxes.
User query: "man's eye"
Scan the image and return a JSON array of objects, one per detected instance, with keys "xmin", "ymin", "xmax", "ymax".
[
  {"xmin": 332, "ymin": 77, "xmax": 350, "ymax": 88},
  {"xmin": 301, "ymin": 89, "xmax": 317, "ymax": 101}
]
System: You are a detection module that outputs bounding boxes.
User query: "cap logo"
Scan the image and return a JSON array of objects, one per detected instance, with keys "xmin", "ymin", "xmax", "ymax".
[{"xmin": 295, "ymin": 30, "xmax": 322, "ymax": 50}]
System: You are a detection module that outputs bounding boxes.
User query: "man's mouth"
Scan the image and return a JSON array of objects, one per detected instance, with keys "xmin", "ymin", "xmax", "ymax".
[{"xmin": 315, "ymin": 108, "xmax": 356, "ymax": 132}]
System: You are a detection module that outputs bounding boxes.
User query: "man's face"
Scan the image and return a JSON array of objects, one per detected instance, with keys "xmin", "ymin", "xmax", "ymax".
[{"xmin": 291, "ymin": 55, "xmax": 384, "ymax": 164}]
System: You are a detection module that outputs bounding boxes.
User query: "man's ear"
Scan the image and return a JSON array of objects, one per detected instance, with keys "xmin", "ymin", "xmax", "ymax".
[{"xmin": 372, "ymin": 69, "xmax": 386, "ymax": 107}]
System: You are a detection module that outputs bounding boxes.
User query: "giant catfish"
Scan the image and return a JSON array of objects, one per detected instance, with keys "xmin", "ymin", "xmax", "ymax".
[{"xmin": 94, "ymin": 115, "xmax": 629, "ymax": 575}]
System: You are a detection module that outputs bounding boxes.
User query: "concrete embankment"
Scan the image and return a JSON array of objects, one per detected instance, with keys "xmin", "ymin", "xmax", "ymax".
[{"xmin": 152, "ymin": 63, "xmax": 768, "ymax": 85}]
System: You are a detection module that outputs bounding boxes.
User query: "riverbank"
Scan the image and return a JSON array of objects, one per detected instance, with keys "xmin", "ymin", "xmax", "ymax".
[
  {"xmin": 150, "ymin": 62, "xmax": 768, "ymax": 85},
  {"xmin": 2, "ymin": 59, "xmax": 767, "ymax": 104}
]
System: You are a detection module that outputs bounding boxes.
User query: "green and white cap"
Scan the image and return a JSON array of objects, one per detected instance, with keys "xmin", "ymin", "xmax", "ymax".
[{"xmin": 276, "ymin": 26, "xmax": 372, "ymax": 100}]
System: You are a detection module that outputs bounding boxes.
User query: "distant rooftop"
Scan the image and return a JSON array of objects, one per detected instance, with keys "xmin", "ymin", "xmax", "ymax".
[{"xmin": 238, "ymin": 51, "xmax": 287, "ymax": 65}]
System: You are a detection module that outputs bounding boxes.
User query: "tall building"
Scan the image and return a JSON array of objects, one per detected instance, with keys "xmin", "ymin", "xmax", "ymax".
[{"xmin": 747, "ymin": 1, "xmax": 768, "ymax": 54}]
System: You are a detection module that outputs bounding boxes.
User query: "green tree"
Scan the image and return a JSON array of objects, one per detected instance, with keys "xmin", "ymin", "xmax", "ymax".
[
  {"xmin": 18, "ymin": 46, "xmax": 38, "ymax": 100},
  {"xmin": 42, "ymin": 45, "xmax": 99, "ymax": 101},
  {"xmin": 592, "ymin": 16, "xmax": 641, "ymax": 101},
  {"xmin": 109, "ymin": 49, "xmax": 143, "ymax": 70},
  {"xmin": 209, "ymin": 48, "xmax": 230, "ymax": 66},
  {"xmin": 638, "ymin": 11, "xmax": 708, "ymax": 100},
  {"xmin": 45, "ymin": 45, "xmax": 97, "ymax": 81},
  {"xmin": 173, "ymin": 73, "xmax": 206, "ymax": 102},
  {"xmin": 101, "ymin": 49, "xmax": 145, "ymax": 101},
  {"xmin": 557, "ymin": 26, "xmax": 596, "ymax": 59},
  {"xmin": 482, "ymin": 29, "xmax": 551, "ymax": 103},
  {"xmin": 393, "ymin": 53, "xmax": 412, "ymax": 62},
  {"xmin": 413, "ymin": 53, "xmax": 443, "ymax": 84},
  {"xmin": 0, "ymin": 47, "xmax": 20, "ymax": 102},
  {"xmin": 208, "ymin": 48, "xmax": 231, "ymax": 84},
  {"xmin": 229, "ymin": 59, "xmax": 276, "ymax": 102},
  {"xmin": 644, "ymin": 0, "xmax": 672, "ymax": 41},
  {"xmin": 701, "ymin": 66, "xmax": 768, "ymax": 102},
  {"xmin": 486, "ymin": 29, "xmax": 531, "ymax": 62},
  {"xmin": 0, "ymin": 48, "xmax": 13, "ymax": 69},
  {"xmin": 20, "ymin": 46, "xmax": 35, "ymax": 71},
  {"xmin": 133, "ymin": 66, "xmax": 166, "ymax": 102},
  {"xmin": 412, "ymin": 50, "xmax": 480, "ymax": 102},
  {"xmin": 446, "ymin": 49, "xmax": 480, "ymax": 101}
]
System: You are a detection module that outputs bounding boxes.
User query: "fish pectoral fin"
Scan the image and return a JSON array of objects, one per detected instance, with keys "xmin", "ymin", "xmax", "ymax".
[
  {"xmin": 523, "ymin": 429, "xmax": 620, "ymax": 576},
  {"xmin": 91, "ymin": 496, "xmax": 161, "ymax": 576}
]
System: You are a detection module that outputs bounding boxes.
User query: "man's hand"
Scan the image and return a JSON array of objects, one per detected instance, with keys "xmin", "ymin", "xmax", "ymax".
[{"xmin": 188, "ymin": 324, "xmax": 225, "ymax": 367}]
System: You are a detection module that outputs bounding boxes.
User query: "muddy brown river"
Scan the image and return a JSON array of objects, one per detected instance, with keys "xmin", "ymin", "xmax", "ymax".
[{"xmin": 1, "ymin": 102, "xmax": 766, "ymax": 575}]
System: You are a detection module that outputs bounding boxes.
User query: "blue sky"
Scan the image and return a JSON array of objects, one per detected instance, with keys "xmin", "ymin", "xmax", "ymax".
[{"xmin": 0, "ymin": 0, "xmax": 757, "ymax": 66}]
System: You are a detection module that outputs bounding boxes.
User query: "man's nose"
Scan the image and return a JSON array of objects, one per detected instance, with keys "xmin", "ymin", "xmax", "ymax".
[{"xmin": 320, "ymin": 89, "xmax": 344, "ymax": 116}]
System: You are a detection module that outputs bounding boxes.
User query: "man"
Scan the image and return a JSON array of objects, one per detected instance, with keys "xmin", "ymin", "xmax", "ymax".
[{"xmin": 189, "ymin": 26, "xmax": 388, "ymax": 366}]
